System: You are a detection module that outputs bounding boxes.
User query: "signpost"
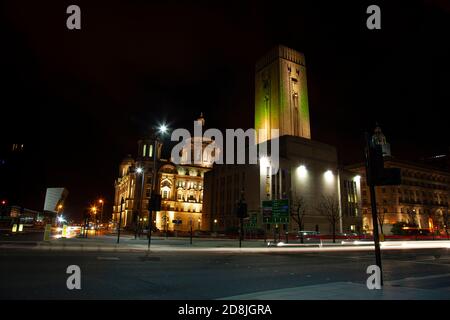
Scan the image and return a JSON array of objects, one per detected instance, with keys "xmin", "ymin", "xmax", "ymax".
[{"xmin": 262, "ymin": 199, "xmax": 289, "ymax": 224}]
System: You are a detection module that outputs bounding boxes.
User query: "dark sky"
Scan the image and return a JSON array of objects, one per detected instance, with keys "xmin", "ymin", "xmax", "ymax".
[{"xmin": 1, "ymin": 0, "xmax": 449, "ymax": 221}]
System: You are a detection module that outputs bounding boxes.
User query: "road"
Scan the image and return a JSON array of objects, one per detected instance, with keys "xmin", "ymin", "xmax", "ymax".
[{"xmin": 1, "ymin": 244, "xmax": 450, "ymax": 299}]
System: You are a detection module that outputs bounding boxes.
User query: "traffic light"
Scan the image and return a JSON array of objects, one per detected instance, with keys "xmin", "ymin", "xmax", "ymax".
[
  {"xmin": 237, "ymin": 201, "xmax": 248, "ymax": 218},
  {"xmin": 149, "ymin": 193, "xmax": 162, "ymax": 211},
  {"xmin": 365, "ymin": 135, "xmax": 401, "ymax": 186}
]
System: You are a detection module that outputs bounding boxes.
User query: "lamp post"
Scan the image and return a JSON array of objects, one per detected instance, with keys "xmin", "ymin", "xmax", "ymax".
[
  {"xmin": 190, "ymin": 217, "xmax": 193, "ymax": 245},
  {"xmin": 91, "ymin": 206, "xmax": 97, "ymax": 235},
  {"xmin": 117, "ymin": 197, "xmax": 124, "ymax": 244},
  {"xmin": 147, "ymin": 123, "xmax": 168, "ymax": 251},
  {"xmin": 214, "ymin": 219, "xmax": 218, "ymax": 235},
  {"xmin": 98, "ymin": 199, "xmax": 104, "ymax": 229},
  {"xmin": 136, "ymin": 167, "xmax": 145, "ymax": 240}
]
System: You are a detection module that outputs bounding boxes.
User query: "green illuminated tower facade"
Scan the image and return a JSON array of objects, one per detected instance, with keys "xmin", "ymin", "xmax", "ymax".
[{"xmin": 255, "ymin": 45, "xmax": 311, "ymax": 142}]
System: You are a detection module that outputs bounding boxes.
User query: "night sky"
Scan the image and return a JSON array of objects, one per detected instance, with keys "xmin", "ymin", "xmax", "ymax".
[{"xmin": 1, "ymin": 0, "xmax": 449, "ymax": 221}]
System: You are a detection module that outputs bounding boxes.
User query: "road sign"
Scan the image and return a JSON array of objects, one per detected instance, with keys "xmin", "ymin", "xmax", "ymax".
[
  {"xmin": 172, "ymin": 219, "xmax": 182, "ymax": 225},
  {"xmin": 262, "ymin": 199, "xmax": 289, "ymax": 224}
]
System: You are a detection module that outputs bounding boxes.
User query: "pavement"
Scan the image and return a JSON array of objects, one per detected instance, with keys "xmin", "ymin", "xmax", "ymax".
[{"xmin": 220, "ymin": 281, "xmax": 450, "ymax": 300}]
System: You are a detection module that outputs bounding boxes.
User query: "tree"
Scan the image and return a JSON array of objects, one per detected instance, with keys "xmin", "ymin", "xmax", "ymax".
[
  {"xmin": 290, "ymin": 196, "xmax": 307, "ymax": 243},
  {"xmin": 377, "ymin": 209, "xmax": 386, "ymax": 235},
  {"xmin": 442, "ymin": 210, "xmax": 450, "ymax": 239},
  {"xmin": 316, "ymin": 195, "xmax": 340, "ymax": 243}
]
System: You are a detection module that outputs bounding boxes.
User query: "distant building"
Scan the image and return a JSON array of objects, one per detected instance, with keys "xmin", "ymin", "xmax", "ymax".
[
  {"xmin": 346, "ymin": 126, "xmax": 450, "ymax": 235},
  {"xmin": 43, "ymin": 187, "xmax": 68, "ymax": 224}
]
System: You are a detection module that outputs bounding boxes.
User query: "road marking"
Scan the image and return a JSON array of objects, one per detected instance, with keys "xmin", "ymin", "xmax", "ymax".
[
  {"xmin": 386, "ymin": 273, "xmax": 450, "ymax": 285},
  {"xmin": 97, "ymin": 256, "xmax": 120, "ymax": 260}
]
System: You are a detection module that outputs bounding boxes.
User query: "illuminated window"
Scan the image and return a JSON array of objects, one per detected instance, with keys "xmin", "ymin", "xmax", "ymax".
[{"xmin": 143, "ymin": 145, "xmax": 147, "ymax": 157}]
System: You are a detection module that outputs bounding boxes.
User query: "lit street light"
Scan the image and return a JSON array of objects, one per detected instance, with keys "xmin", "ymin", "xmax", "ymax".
[
  {"xmin": 98, "ymin": 199, "xmax": 104, "ymax": 228},
  {"xmin": 147, "ymin": 122, "xmax": 169, "ymax": 251},
  {"xmin": 136, "ymin": 167, "xmax": 145, "ymax": 239},
  {"xmin": 91, "ymin": 206, "xmax": 98, "ymax": 235}
]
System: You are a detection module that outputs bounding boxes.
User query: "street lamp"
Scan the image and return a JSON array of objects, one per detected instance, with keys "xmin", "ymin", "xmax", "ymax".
[
  {"xmin": 98, "ymin": 199, "xmax": 104, "ymax": 227},
  {"xmin": 147, "ymin": 123, "xmax": 169, "ymax": 251},
  {"xmin": 213, "ymin": 219, "xmax": 218, "ymax": 234},
  {"xmin": 136, "ymin": 167, "xmax": 145, "ymax": 240},
  {"xmin": 117, "ymin": 197, "xmax": 124, "ymax": 244}
]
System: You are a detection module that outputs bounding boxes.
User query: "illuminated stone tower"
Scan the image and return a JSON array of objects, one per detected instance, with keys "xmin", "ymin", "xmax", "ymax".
[{"xmin": 255, "ymin": 45, "xmax": 311, "ymax": 142}]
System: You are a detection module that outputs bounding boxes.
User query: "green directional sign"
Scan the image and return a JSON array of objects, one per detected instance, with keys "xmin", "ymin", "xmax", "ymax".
[{"xmin": 262, "ymin": 199, "xmax": 289, "ymax": 224}]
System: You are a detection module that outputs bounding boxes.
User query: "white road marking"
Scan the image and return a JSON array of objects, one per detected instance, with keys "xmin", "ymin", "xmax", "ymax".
[{"xmin": 97, "ymin": 256, "xmax": 120, "ymax": 260}]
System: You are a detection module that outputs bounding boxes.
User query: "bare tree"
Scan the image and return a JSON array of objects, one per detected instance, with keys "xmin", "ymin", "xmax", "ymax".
[
  {"xmin": 316, "ymin": 195, "xmax": 340, "ymax": 243},
  {"xmin": 443, "ymin": 210, "xmax": 450, "ymax": 239},
  {"xmin": 291, "ymin": 196, "xmax": 307, "ymax": 243},
  {"xmin": 377, "ymin": 210, "xmax": 386, "ymax": 235}
]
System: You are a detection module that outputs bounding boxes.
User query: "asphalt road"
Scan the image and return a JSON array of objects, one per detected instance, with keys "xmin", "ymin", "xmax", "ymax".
[{"xmin": 1, "ymin": 247, "xmax": 450, "ymax": 299}]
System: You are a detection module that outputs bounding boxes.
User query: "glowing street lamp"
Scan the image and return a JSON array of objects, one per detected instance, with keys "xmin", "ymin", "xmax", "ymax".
[
  {"xmin": 135, "ymin": 167, "xmax": 145, "ymax": 239},
  {"xmin": 158, "ymin": 123, "xmax": 168, "ymax": 134},
  {"xmin": 98, "ymin": 199, "xmax": 104, "ymax": 228}
]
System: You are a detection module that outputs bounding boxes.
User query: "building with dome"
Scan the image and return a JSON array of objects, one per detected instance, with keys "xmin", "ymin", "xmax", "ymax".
[
  {"xmin": 112, "ymin": 114, "xmax": 214, "ymax": 233},
  {"xmin": 346, "ymin": 126, "xmax": 450, "ymax": 235}
]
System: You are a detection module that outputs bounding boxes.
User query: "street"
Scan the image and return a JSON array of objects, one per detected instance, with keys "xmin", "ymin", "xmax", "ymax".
[{"xmin": 1, "ymin": 237, "xmax": 450, "ymax": 299}]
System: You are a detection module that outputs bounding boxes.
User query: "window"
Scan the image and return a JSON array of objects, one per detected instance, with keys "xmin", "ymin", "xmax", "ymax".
[
  {"xmin": 163, "ymin": 190, "xmax": 169, "ymax": 199},
  {"xmin": 143, "ymin": 144, "xmax": 147, "ymax": 157},
  {"xmin": 149, "ymin": 144, "xmax": 153, "ymax": 157}
]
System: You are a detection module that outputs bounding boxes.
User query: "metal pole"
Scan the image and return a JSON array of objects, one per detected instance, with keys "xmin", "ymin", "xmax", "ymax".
[
  {"xmin": 117, "ymin": 198, "xmax": 124, "ymax": 244},
  {"xmin": 148, "ymin": 138, "xmax": 158, "ymax": 251},
  {"xmin": 190, "ymin": 219, "xmax": 193, "ymax": 245},
  {"xmin": 100, "ymin": 201, "xmax": 104, "ymax": 226},
  {"xmin": 136, "ymin": 170, "xmax": 144, "ymax": 240},
  {"xmin": 365, "ymin": 133, "xmax": 383, "ymax": 286},
  {"xmin": 239, "ymin": 216, "xmax": 243, "ymax": 248}
]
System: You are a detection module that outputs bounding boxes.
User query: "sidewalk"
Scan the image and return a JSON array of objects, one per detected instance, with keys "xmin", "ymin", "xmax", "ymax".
[{"xmin": 219, "ymin": 282, "xmax": 450, "ymax": 300}]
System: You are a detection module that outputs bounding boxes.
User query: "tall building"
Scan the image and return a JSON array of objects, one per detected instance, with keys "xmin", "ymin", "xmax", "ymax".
[
  {"xmin": 255, "ymin": 45, "xmax": 311, "ymax": 142},
  {"xmin": 204, "ymin": 46, "xmax": 362, "ymax": 235},
  {"xmin": 112, "ymin": 115, "xmax": 213, "ymax": 232},
  {"xmin": 346, "ymin": 126, "xmax": 450, "ymax": 234}
]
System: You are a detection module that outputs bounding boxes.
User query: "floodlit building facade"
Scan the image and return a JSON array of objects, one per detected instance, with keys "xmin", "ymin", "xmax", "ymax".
[
  {"xmin": 204, "ymin": 46, "xmax": 363, "ymax": 235},
  {"xmin": 112, "ymin": 115, "xmax": 213, "ymax": 232},
  {"xmin": 346, "ymin": 127, "xmax": 450, "ymax": 235}
]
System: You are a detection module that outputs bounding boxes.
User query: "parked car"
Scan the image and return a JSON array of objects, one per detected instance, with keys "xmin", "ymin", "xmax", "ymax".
[{"xmin": 296, "ymin": 231, "xmax": 321, "ymax": 243}]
